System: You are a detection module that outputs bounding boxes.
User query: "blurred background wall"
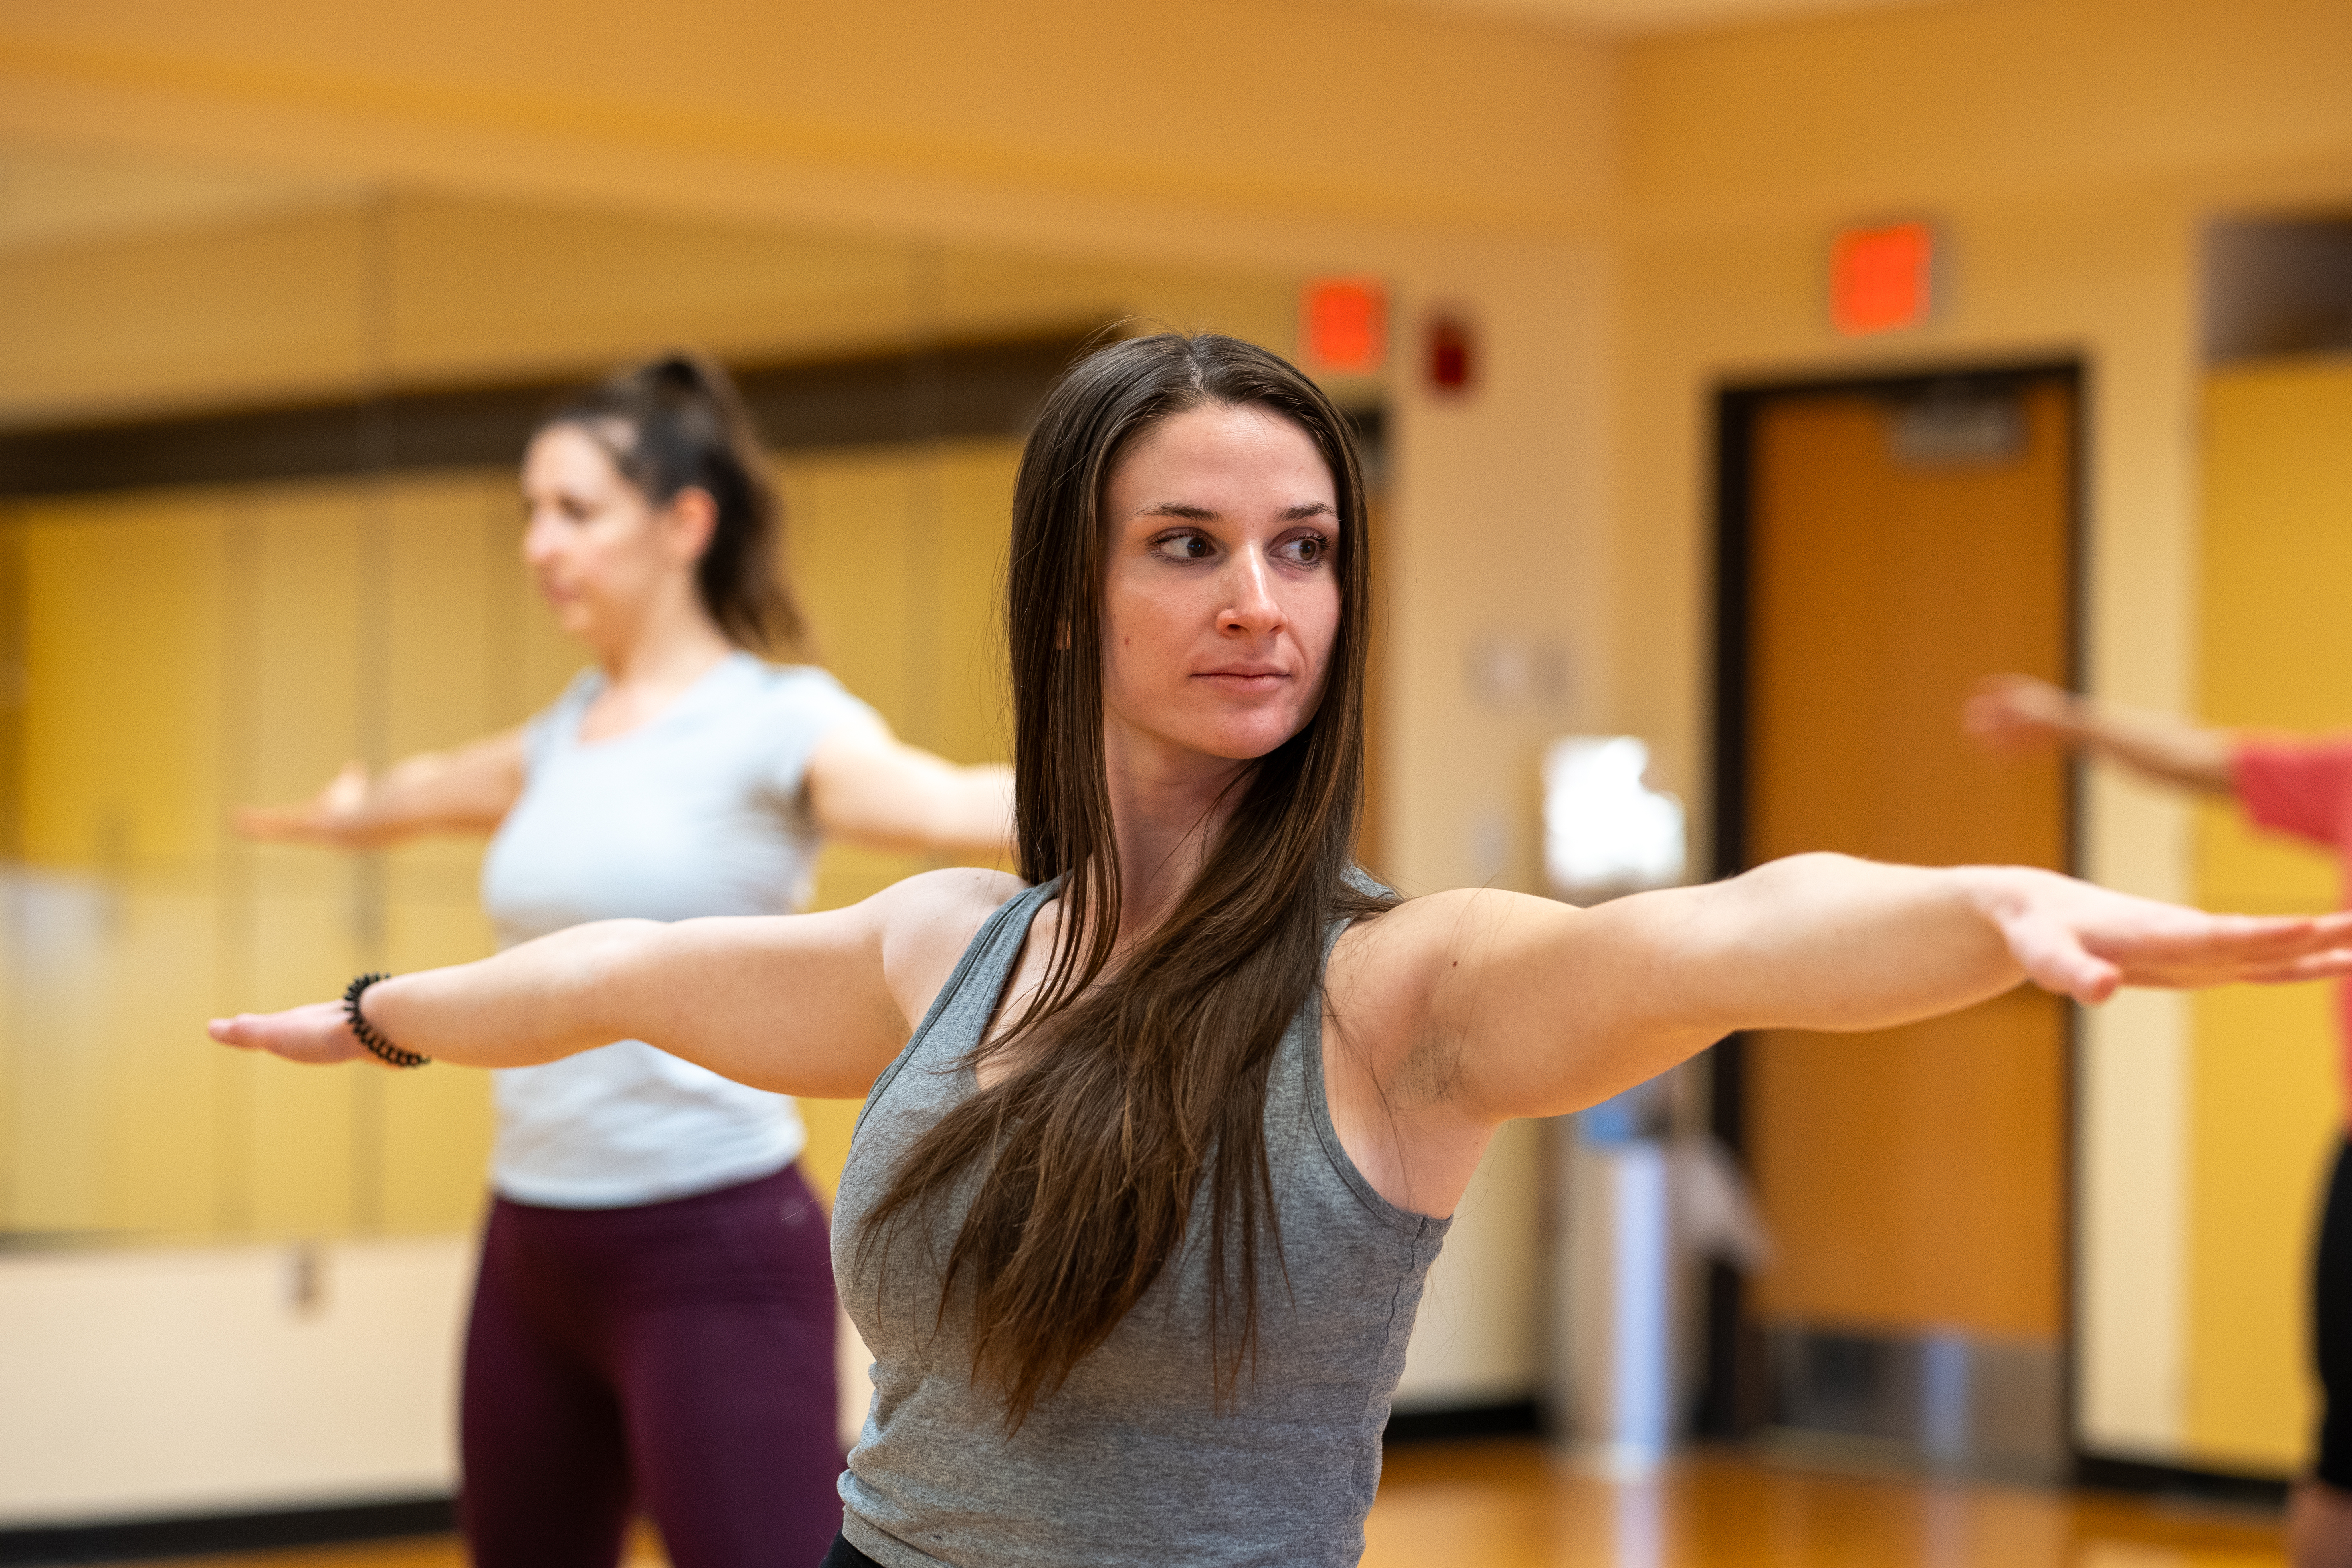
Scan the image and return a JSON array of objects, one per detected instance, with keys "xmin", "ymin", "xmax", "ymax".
[
  {"xmin": 0, "ymin": 0, "xmax": 2349, "ymax": 1534},
  {"xmin": 1607, "ymin": 0, "xmax": 2352, "ymax": 1475}
]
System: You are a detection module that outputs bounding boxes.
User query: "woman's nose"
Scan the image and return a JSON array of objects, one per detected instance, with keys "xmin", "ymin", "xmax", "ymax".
[{"xmin": 1220, "ymin": 550, "xmax": 1284, "ymax": 634}]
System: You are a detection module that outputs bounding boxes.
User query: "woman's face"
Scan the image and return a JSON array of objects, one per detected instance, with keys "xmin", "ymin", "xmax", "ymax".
[
  {"xmin": 519, "ymin": 423, "xmax": 700, "ymax": 645},
  {"xmin": 1098, "ymin": 402, "xmax": 1342, "ymax": 777}
]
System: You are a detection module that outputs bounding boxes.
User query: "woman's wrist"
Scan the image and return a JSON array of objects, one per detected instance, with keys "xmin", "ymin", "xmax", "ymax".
[
  {"xmin": 1944, "ymin": 865, "xmax": 2046, "ymax": 972},
  {"xmin": 2038, "ymin": 690, "xmax": 2094, "ymax": 744},
  {"xmin": 323, "ymin": 795, "xmax": 395, "ymax": 846},
  {"xmin": 343, "ymin": 973, "xmax": 431, "ymax": 1068}
]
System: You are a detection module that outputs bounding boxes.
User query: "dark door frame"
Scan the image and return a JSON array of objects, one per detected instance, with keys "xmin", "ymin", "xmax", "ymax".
[{"xmin": 1698, "ymin": 357, "xmax": 2088, "ymax": 1449}]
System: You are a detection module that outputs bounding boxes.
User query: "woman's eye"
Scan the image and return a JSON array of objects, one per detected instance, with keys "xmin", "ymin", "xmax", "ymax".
[
  {"xmin": 1284, "ymin": 534, "xmax": 1330, "ymax": 565},
  {"xmin": 1155, "ymin": 533, "xmax": 1214, "ymax": 561}
]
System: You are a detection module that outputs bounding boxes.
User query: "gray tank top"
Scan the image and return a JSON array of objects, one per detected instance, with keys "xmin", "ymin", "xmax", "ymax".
[{"xmin": 832, "ymin": 879, "xmax": 1452, "ymax": 1568}]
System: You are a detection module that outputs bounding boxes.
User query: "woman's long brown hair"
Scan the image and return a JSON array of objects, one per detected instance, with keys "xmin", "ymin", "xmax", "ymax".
[{"xmin": 860, "ymin": 332, "xmax": 1391, "ymax": 1429}]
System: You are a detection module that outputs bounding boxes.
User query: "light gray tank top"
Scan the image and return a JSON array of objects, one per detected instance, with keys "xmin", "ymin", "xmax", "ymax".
[
  {"xmin": 832, "ymin": 879, "xmax": 1451, "ymax": 1568},
  {"xmin": 479, "ymin": 653, "xmax": 878, "ymax": 1206}
]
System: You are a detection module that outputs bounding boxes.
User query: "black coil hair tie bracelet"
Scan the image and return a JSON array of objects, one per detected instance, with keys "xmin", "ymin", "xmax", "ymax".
[{"xmin": 343, "ymin": 972, "xmax": 430, "ymax": 1068}]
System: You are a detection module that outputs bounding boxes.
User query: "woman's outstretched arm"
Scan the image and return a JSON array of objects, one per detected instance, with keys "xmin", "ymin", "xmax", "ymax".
[
  {"xmin": 1353, "ymin": 854, "xmax": 2352, "ymax": 1130},
  {"xmin": 1964, "ymin": 673, "xmax": 2235, "ymax": 795},
  {"xmin": 806, "ymin": 720, "xmax": 1015, "ymax": 856},
  {"xmin": 208, "ymin": 868, "xmax": 1018, "ymax": 1099}
]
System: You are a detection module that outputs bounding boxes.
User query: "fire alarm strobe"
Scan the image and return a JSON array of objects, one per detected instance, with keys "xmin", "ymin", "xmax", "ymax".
[{"xmin": 1427, "ymin": 310, "xmax": 1474, "ymax": 394}]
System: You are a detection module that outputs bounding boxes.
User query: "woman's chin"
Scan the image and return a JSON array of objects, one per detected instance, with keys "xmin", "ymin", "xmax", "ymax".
[
  {"xmin": 1108, "ymin": 701, "xmax": 1314, "ymax": 768},
  {"xmin": 548, "ymin": 603, "xmax": 600, "ymax": 640},
  {"xmin": 1193, "ymin": 718, "xmax": 1312, "ymax": 763}
]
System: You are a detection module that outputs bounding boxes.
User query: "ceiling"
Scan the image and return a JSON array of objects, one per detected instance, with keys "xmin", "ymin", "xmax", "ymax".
[
  {"xmin": 0, "ymin": 0, "xmax": 1954, "ymax": 257},
  {"xmin": 1375, "ymin": 0, "xmax": 1950, "ymax": 35}
]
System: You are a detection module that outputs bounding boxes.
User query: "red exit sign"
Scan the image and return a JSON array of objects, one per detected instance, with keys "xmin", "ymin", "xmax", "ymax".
[
  {"xmin": 1830, "ymin": 220, "xmax": 1936, "ymax": 335},
  {"xmin": 1300, "ymin": 277, "xmax": 1387, "ymax": 375}
]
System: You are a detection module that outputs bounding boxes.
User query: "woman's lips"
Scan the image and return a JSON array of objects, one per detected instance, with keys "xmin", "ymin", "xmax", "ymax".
[{"xmin": 1195, "ymin": 670, "xmax": 1288, "ymax": 692}]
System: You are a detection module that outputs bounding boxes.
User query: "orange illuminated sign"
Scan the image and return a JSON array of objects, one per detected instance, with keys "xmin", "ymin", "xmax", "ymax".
[
  {"xmin": 1830, "ymin": 221, "xmax": 1936, "ymax": 335},
  {"xmin": 1301, "ymin": 277, "xmax": 1387, "ymax": 375}
]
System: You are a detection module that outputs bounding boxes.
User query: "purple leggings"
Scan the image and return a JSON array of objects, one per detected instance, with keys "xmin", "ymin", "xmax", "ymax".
[{"xmin": 460, "ymin": 1163, "xmax": 843, "ymax": 1568}]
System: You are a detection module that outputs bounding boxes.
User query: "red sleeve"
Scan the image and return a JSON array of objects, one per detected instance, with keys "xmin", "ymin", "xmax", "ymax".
[{"xmin": 2235, "ymin": 735, "xmax": 2352, "ymax": 847}]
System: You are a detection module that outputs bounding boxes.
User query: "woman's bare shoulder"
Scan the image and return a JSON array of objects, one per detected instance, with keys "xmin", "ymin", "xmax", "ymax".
[
  {"xmin": 875, "ymin": 866, "xmax": 1028, "ymax": 927},
  {"xmin": 868, "ymin": 868, "xmax": 1032, "ymax": 1007},
  {"xmin": 1328, "ymin": 888, "xmax": 1585, "ymax": 1034},
  {"xmin": 1335, "ymin": 887, "xmax": 1572, "ymax": 962}
]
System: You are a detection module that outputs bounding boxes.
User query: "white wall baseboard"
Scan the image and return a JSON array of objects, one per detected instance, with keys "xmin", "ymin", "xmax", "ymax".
[{"xmin": 0, "ymin": 1236, "xmax": 470, "ymax": 1527}]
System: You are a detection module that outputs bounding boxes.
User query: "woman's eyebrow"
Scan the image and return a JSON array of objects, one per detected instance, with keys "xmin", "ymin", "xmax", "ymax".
[{"xmin": 1135, "ymin": 501, "xmax": 1337, "ymax": 522}]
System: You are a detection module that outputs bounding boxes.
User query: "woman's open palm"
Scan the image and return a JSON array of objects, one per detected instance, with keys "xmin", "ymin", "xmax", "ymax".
[{"xmin": 1989, "ymin": 871, "xmax": 2352, "ymax": 1003}]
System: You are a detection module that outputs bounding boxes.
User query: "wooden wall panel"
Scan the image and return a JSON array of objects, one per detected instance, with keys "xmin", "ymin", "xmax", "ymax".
[
  {"xmin": 2186, "ymin": 359, "xmax": 2352, "ymax": 1467},
  {"xmin": 0, "ymin": 433, "xmax": 1022, "ymax": 1239}
]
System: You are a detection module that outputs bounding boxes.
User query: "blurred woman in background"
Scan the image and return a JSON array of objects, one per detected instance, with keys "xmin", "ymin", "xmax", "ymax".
[
  {"xmin": 241, "ymin": 353, "xmax": 1012, "ymax": 1568},
  {"xmin": 1969, "ymin": 673, "xmax": 2352, "ymax": 1568}
]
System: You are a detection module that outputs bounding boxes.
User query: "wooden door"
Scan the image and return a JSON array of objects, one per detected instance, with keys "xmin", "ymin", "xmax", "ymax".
[{"xmin": 1731, "ymin": 374, "xmax": 2077, "ymax": 1413}]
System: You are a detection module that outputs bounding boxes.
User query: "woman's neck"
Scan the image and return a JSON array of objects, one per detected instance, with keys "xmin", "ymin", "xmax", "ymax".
[
  {"xmin": 1100, "ymin": 729, "xmax": 1250, "ymax": 946},
  {"xmin": 573, "ymin": 591, "xmax": 736, "ymax": 744},
  {"xmin": 592, "ymin": 590, "xmax": 735, "ymax": 696}
]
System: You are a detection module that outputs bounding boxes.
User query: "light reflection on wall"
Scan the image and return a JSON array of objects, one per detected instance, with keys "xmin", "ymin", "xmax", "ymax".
[{"xmin": 1542, "ymin": 735, "xmax": 1686, "ymax": 903}]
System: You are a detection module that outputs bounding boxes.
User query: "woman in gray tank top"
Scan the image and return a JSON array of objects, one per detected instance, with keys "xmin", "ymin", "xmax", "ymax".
[{"xmin": 218, "ymin": 333, "xmax": 2352, "ymax": 1568}]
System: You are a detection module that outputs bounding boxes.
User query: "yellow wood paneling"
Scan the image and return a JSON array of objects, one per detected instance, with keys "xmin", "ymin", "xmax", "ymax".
[
  {"xmin": 2186, "ymin": 358, "xmax": 2352, "ymax": 1468},
  {"xmin": 2186, "ymin": 981, "xmax": 2334, "ymax": 1466},
  {"xmin": 789, "ymin": 439, "xmax": 1022, "ymax": 923},
  {"xmin": 8, "ymin": 498, "xmax": 237, "ymax": 1238},
  {"xmin": 930, "ymin": 444, "xmax": 1018, "ymax": 769},
  {"xmin": 783, "ymin": 438, "xmax": 1022, "ymax": 1201},
  {"xmin": 20, "ymin": 496, "xmax": 228, "ymax": 866},
  {"xmin": 0, "ymin": 516, "xmax": 24, "ymax": 862},
  {"xmin": 2, "ymin": 432, "xmax": 1019, "ymax": 1237}
]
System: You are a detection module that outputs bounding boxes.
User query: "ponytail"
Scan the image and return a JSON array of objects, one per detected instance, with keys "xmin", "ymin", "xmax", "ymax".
[{"xmin": 539, "ymin": 351, "xmax": 806, "ymax": 656}]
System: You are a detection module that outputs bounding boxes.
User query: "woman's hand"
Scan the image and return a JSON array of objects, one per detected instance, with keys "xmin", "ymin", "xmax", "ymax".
[
  {"xmin": 1960, "ymin": 865, "xmax": 2352, "ymax": 1005},
  {"xmin": 209, "ymin": 1001, "xmax": 378, "ymax": 1066},
  {"xmin": 236, "ymin": 761, "xmax": 373, "ymax": 846},
  {"xmin": 1963, "ymin": 674, "xmax": 2078, "ymax": 753},
  {"xmin": 1963, "ymin": 673, "xmax": 2235, "ymax": 794},
  {"xmin": 233, "ymin": 731, "xmax": 525, "ymax": 850}
]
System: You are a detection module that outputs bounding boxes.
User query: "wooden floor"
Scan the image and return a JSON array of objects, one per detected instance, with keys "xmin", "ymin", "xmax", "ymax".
[
  {"xmin": 1364, "ymin": 1444, "xmax": 2284, "ymax": 1566},
  {"xmin": 164, "ymin": 1441, "xmax": 2287, "ymax": 1568}
]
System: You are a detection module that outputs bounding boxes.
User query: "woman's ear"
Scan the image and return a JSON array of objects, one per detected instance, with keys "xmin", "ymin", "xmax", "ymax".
[{"xmin": 661, "ymin": 486, "xmax": 719, "ymax": 561}]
